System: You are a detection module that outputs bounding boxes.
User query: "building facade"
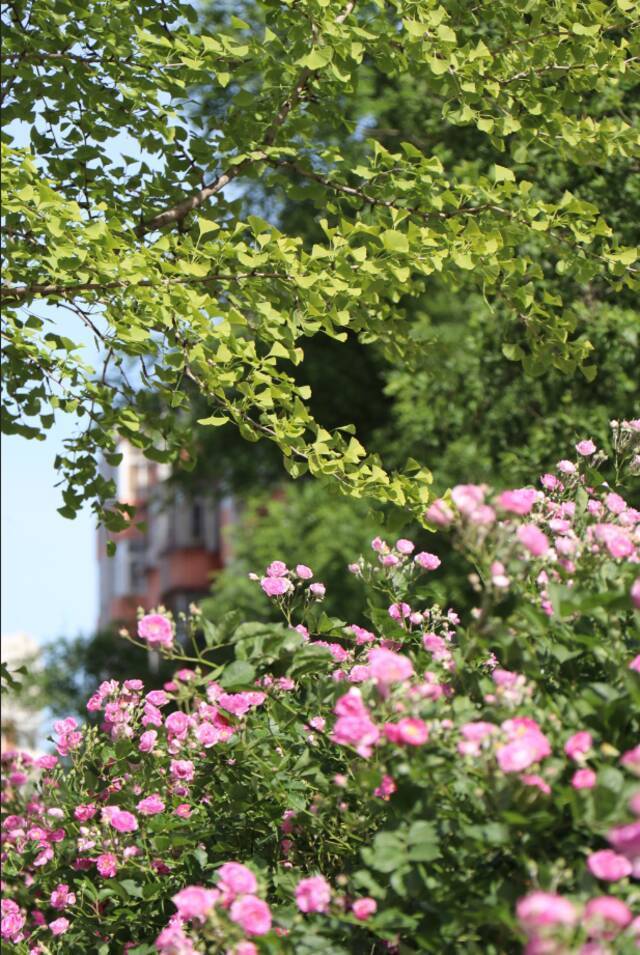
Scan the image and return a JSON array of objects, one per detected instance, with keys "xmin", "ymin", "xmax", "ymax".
[{"xmin": 97, "ymin": 442, "xmax": 235, "ymax": 630}]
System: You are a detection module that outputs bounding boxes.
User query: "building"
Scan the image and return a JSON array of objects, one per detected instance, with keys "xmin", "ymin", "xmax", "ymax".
[{"xmin": 97, "ymin": 442, "xmax": 236, "ymax": 630}]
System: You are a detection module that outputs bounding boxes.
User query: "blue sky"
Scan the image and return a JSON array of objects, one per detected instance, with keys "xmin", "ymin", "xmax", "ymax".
[
  {"xmin": 1, "ymin": 428, "xmax": 97, "ymax": 645},
  {"xmin": 1, "ymin": 308, "xmax": 99, "ymax": 647}
]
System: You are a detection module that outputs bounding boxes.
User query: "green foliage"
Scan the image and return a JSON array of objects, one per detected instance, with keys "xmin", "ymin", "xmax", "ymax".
[
  {"xmin": 201, "ymin": 481, "xmax": 382, "ymax": 624},
  {"xmin": 0, "ymin": 661, "xmax": 27, "ymax": 694},
  {"xmin": 2, "ymin": 0, "xmax": 639, "ymax": 525},
  {"xmin": 381, "ymin": 302, "xmax": 640, "ymax": 491},
  {"xmin": 2, "ymin": 436, "xmax": 639, "ymax": 952}
]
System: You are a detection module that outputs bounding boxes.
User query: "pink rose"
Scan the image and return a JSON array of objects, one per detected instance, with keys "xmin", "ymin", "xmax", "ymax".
[
  {"xmin": 388, "ymin": 601, "xmax": 411, "ymax": 620},
  {"xmin": 497, "ymin": 730, "xmax": 551, "ymax": 773},
  {"xmin": 395, "ymin": 538, "xmax": 414, "ymax": 554},
  {"xmin": 576, "ymin": 439, "xmax": 597, "ymax": 456},
  {"xmin": 414, "ymin": 552, "xmax": 441, "ymax": 570},
  {"xmin": 605, "ymin": 492, "xmax": 626, "ymax": 514},
  {"xmin": 517, "ymin": 524, "xmax": 549, "ymax": 557},
  {"xmin": 367, "ymin": 647, "xmax": 414, "ymax": 685},
  {"xmin": 373, "ymin": 775, "xmax": 396, "ymax": 799},
  {"xmin": 461, "ymin": 721, "xmax": 497, "ymax": 742},
  {"xmin": 309, "ymin": 582, "xmax": 326, "ymax": 598},
  {"xmin": 620, "ymin": 746, "xmax": 640, "ymax": 774},
  {"xmin": 371, "ymin": 537, "xmax": 388, "ymax": 553},
  {"xmin": 50, "ymin": 884, "xmax": 76, "ymax": 910},
  {"xmin": 423, "ymin": 633, "xmax": 448, "ymax": 656},
  {"xmin": 172, "ymin": 886, "xmax": 219, "ymax": 921},
  {"xmin": 74, "ymin": 804, "xmax": 97, "ymax": 822},
  {"xmin": 469, "ymin": 504, "xmax": 496, "ymax": 525},
  {"xmin": 96, "ymin": 853, "xmax": 118, "ymax": 878},
  {"xmin": 606, "ymin": 820, "xmax": 640, "ymax": 857},
  {"xmin": 266, "ymin": 560, "xmax": 288, "ymax": 577},
  {"xmin": 425, "ymin": 499, "xmax": 454, "ymax": 526},
  {"xmin": 584, "ymin": 896, "xmax": 632, "ymax": 933},
  {"xmin": 516, "ymin": 892, "xmax": 577, "ymax": 929},
  {"xmin": 234, "ymin": 943, "xmax": 258, "ymax": 955},
  {"xmin": 381, "ymin": 554, "xmax": 399, "ymax": 567},
  {"xmin": 606, "ymin": 533, "xmax": 634, "ymax": 559},
  {"xmin": 170, "ymin": 760, "xmax": 195, "ymax": 782},
  {"xmin": 218, "ymin": 862, "xmax": 258, "ymax": 899},
  {"xmin": 142, "ymin": 703, "xmax": 163, "ymax": 728},
  {"xmin": 587, "ymin": 849, "xmax": 632, "ymax": 881},
  {"xmin": 565, "ymin": 731, "xmax": 593, "ymax": 760},
  {"xmin": 296, "ymin": 876, "xmax": 332, "ymax": 914},
  {"xmin": 137, "ymin": 794, "xmax": 165, "ymax": 816},
  {"xmin": 451, "ymin": 484, "xmax": 485, "ymax": 516},
  {"xmin": 352, "ymin": 897, "xmax": 377, "ymax": 921},
  {"xmin": 165, "ymin": 711, "xmax": 191, "ymax": 738},
  {"xmin": 631, "ymin": 578, "xmax": 640, "ymax": 610},
  {"xmin": 109, "ymin": 810, "xmax": 138, "ymax": 833},
  {"xmin": 139, "ymin": 730, "xmax": 158, "ymax": 753},
  {"xmin": 49, "ymin": 917, "xmax": 70, "ymax": 936},
  {"xmin": 155, "ymin": 919, "xmax": 195, "ymax": 953},
  {"xmin": 48, "ymin": 876, "xmax": 71, "ymax": 898},
  {"xmin": 393, "ymin": 717, "xmax": 429, "ymax": 746},
  {"xmin": 332, "ymin": 715, "xmax": 380, "ymax": 758},
  {"xmin": 348, "ymin": 665, "xmax": 372, "ymax": 683},
  {"xmin": 1, "ymin": 903, "xmax": 25, "ymax": 943},
  {"xmin": 541, "ymin": 473, "xmax": 562, "ymax": 490},
  {"xmin": 572, "ymin": 768, "xmax": 597, "ymax": 790},
  {"xmin": 138, "ymin": 613, "xmax": 174, "ymax": 649},
  {"xmin": 260, "ymin": 576, "xmax": 292, "ymax": 597},
  {"xmin": 497, "ymin": 488, "xmax": 538, "ymax": 515},
  {"xmin": 334, "ymin": 689, "xmax": 368, "ymax": 717},
  {"xmin": 229, "ymin": 896, "xmax": 272, "ymax": 936},
  {"xmin": 296, "ymin": 564, "xmax": 313, "ymax": 579}
]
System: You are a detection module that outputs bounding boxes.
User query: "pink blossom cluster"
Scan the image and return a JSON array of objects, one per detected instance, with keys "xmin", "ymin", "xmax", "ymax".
[
  {"xmin": 250, "ymin": 560, "xmax": 325, "ymax": 601},
  {"xmin": 2, "ymin": 429, "xmax": 638, "ymax": 954},
  {"xmin": 369, "ymin": 535, "xmax": 442, "ymax": 574},
  {"xmin": 157, "ymin": 863, "xmax": 274, "ymax": 950},
  {"xmin": 53, "ymin": 717, "xmax": 83, "ymax": 757},
  {"xmin": 425, "ymin": 443, "xmax": 640, "ymax": 621},
  {"xmin": 456, "ymin": 715, "xmax": 553, "ymax": 783},
  {"xmin": 516, "ymin": 890, "xmax": 635, "ymax": 952},
  {"xmin": 331, "ymin": 689, "xmax": 380, "ymax": 758}
]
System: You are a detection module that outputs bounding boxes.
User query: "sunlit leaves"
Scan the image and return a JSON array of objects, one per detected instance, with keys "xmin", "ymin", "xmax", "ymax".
[{"xmin": 1, "ymin": 0, "xmax": 639, "ymax": 526}]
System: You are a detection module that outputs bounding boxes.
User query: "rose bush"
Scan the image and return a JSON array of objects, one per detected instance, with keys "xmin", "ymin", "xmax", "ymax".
[{"xmin": 1, "ymin": 423, "xmax": 639, "ymax": 953}]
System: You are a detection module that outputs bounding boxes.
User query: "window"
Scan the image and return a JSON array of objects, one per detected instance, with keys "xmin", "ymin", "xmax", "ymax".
[{"xmin": 191, "ymin": 502, "xmax": 203, "ymax": 541}]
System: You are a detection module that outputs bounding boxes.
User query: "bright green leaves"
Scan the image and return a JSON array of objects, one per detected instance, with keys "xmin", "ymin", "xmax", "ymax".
[
  {"xmin": 298, "ymin": 48, "xmax": 333, "ymax": 70},
  {"xmin": 2, "ymin": 0, "xmax": 639, "ymax": 529},
  {"xmin": 380, "ymin": 230, "xmax": 410, "ymax": 254},
  {"xmin": 492, "ymin": 165, "xmax": 516, "ymax": 184},
  {"xmin": 361, "ymin": 821, "xmax": 441, "ymax": 874}
]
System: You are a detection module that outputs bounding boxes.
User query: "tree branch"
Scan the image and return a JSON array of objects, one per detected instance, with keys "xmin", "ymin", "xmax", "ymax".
[
  {"xmin": 135, "ymin": 0, "xmax": 357, "ymax": 238},
  {"xmin": 0, "ymin": 272, "xmax": 291, "ymax": 304}
]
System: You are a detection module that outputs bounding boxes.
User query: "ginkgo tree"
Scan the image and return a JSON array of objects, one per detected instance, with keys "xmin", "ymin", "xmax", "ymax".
[{"xmin": 2, "ymin": 0, "xmax": 639, "ymax": 531}]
